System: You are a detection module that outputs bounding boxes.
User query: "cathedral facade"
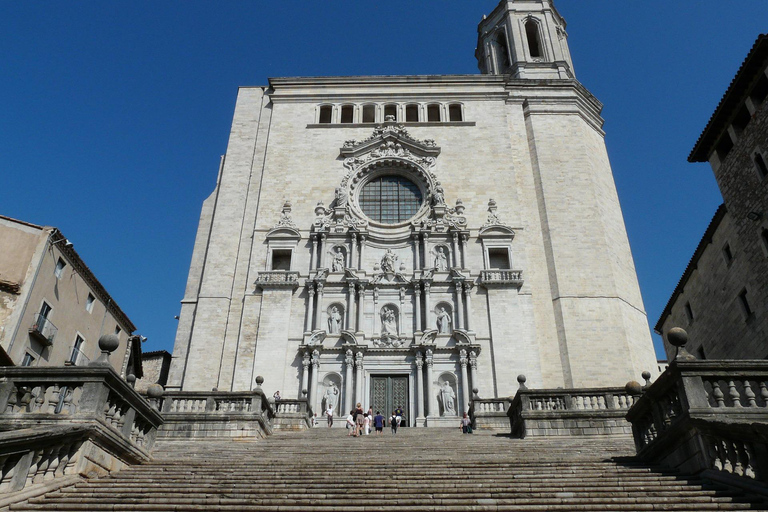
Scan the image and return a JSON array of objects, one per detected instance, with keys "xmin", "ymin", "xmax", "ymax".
[{"xmin": 167, "ymin": 0, "xmax": 658, "ymax": 426}]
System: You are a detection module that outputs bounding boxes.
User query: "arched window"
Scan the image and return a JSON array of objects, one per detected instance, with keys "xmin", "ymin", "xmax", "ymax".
[
  {"xmin": 525, "ymin": 19, "xmax": 543, "ymax": 59},
  {"xmin": 427, "ymin": 104, "xmax": 441, "ymax": 122},
  {"xmin": 755, "ymin": 152, "xmax": 768, "ymax": 180},
  {"xmin": 405, "ymin": 104, "xmax": 419, "ymax": 122},
  {"xmin": 448, "ymin": 104, "xmax": 463, "ymax": 122},
  {"xmin": 362, "ymin": 104, "xmax": 376, "ymax": 123},
  {"xmin": 340, "ymin": 105, "xmax": 354, "ymax": 124},
  {"xmin": 384, "ymin": 104, "xmax": 398, "ymax": 120},
  {"xmin": 359, "ymin": 176, "xmax": 423, "ymax": 224},
  {"xmin": 495, "ymin": 31, "xmax": 511, "ymax": 70},
  {"xmin": 318, "ymin": 105, "xmax": 333, "ymax": 124}
]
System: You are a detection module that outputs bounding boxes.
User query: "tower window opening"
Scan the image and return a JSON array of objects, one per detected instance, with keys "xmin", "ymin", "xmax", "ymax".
[
  {"xmin": 405, "ymin": 104, "xmax": 419, "ymax": 122},
  {"xmin": 755, "ymin": 152, "xmax": 768, "ymax": 180},
  {"xmin": 525, "ymin": 20, "xmax": 543, "ymax": 59},
  {"xmin": 318, "ymin": 105, "xmax": 332, "ymax": 124},
  {"xmin": 362, "ymin": 105, "xmax": 376, "ymax": 123},
  {"xmin": 488, "ymin": 248, "xmax": 510, "ymax": 269},
  {"xmin": 427, "ymin": 104, "xmax": 441, "ymax": 122},
  {"xmin": 448, "ymin": 104, "xmax": 463, "ymax": 122},
  {"xmin": 494, "ymin": 31, "xmax": 511, "ymax": 71},
  {"xmin": 340, "ymin": 105, "xmax": 354, "ymax": 124},
  {"xmin": 384, "ymin": 104, "xmax": 397, "ymax": 120}
]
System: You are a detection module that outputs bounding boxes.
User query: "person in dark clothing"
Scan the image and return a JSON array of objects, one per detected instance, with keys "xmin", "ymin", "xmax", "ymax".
[{"xmin": 373, "ymin": 411, "xmax": 385, "ymax": 435}]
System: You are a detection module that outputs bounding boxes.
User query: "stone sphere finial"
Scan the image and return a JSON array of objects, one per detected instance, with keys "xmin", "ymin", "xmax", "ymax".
[
  {"xmin": 517, "ymin": 374, "xmax": 527, "ymax": 390},
  {"xmin": 90, "ymin": 334, "xmax": 119, "ymax": 367},
  {"xmin": 302, "ymin": 389, "xmax": 308, "ymax": 397},
  {"xmin": 126, "ymin": 374, "xmax": 136, "ymax": 388},
  {"xmin": 255, "ymin": 376, "xmax": 264, "ymax": 388},
  {"xmin": 641, "ymin": 371, "xmax": 652, "ymax": 389},
  {"xmin": 147, "ymin": 383, "xmax": 164, "ymax": 399},
  {"xmin": 667, "ymin": 327, "xmax": 696, "ymax": 361},
  {"xmin": 625, "ymin": 380, "xmax": 643, "ymax": 396}
]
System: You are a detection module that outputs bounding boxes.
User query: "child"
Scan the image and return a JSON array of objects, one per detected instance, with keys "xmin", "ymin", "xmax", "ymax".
[{"xmin": 346, "ymin": 410, "xmax": 356, "ymax": 436}]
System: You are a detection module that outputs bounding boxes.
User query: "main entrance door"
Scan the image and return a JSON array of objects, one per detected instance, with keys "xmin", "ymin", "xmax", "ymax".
[{"xmin": 370, "ymin": 375, "xmax": 409, "ymax": 427}]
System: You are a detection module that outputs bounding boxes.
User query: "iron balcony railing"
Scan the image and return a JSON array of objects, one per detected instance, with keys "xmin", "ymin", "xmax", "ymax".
[{"xmin": 28, "ymin": 314, "xmax": 57, "ymax": 346}]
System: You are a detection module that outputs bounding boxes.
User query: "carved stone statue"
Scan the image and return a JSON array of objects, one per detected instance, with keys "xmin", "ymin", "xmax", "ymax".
[
  {"xmin": 334, "ymin": 187, "xmax": 348, "ymax": 208},
  {"xmin": 432, "ymin": 183, "xmax": 446, "ymax": 206},
  {"xmin": 328, "ymin": 306, "xmax": 342, "ymax": 334},
  {"xmin": 324, "ymin": 382, "xmax": 339, "ymax": 412},
  {"xmin": 440, "ymin": 381, "xmax": 456, "ymax": 416},
  {"xmin": 436, "ymin": 307, "xmax": 452, "ymax": 334},
  {"xmin": 381, "ymin": 306, "xmax": 398, "ymax": 335},
  {"xmin": 331, "ymin": 247, "xmax": 345, "ymax": 272},
  {"xmin": 433, "ymin": 246, "xmax": 448, "ymax": 271},
  {"xmin": 381, "ymin": 249, "xmax": 398, "ymax": 274}
]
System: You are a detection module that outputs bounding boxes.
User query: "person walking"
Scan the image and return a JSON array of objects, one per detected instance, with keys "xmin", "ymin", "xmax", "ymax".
[
  {"xmin": 346, "ymin": 410, "xmax": 356, "ymax": 436},
  {"xmin": 355, "ymin": 408, "xmax": 365, "ymax": 436},
  {"xmin": 326, "ymin": 406, "xmax": 334, "ymax": 427},
  {"xmin": 373, "ymin": 411, "xmax": 385, "ymax": 435},
  {"xmin": 390, "ymin": 410, "xmax": 398, "ymax": 435},
  {"xmin": 363, "ymin": 413, "xmax": 371, "ymax": 435},
  {"xmin": 394, "ymin": 405, "xmax": 404, "ymax": 429},
  {"xmin": 460, "ymin": 412, "xmax": 472, "ymax": 434}
]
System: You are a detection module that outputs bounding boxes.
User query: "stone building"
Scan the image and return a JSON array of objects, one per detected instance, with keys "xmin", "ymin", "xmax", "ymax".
[
  {"xmin": 0, "ymin": 215, "xmax": 141, "ymax": 375},
  {"xmin": 656, "ymin": 35, "xmax": 768, "ymax": 360},
  {"xmin": 135, "ymin": 350, "xmax": 171, "ymax": 393},
  {"xmin": 168, "ymin": 0, "xmax": 658, "ymax": 426}
]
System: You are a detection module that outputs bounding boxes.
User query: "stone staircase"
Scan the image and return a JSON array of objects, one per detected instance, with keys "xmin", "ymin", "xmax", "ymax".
[{"xmin": 7, "ymin": 428, "xmax": 768, "ymax": 511}]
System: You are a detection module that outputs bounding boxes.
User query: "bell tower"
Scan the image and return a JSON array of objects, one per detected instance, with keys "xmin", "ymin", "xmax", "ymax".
[{"xmin": 476, "ymin": 0, "xmax": 574, "ymax": 79}]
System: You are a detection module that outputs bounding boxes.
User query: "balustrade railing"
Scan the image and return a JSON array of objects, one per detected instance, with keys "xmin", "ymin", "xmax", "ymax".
[
  {"xmin": 478, "ymin": 269, "xmax": 524, "ymax": 287},
  {"xmin": 254, "ymin": 271, "xmax": 301, "ymax": 289}
]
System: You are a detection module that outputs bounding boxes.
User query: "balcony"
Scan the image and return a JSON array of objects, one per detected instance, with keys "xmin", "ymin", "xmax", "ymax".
[
  {"xmin": 28, "ymin": 314, "xmax": 57, "ymax": 346},
  {"xmin": 478, "ymin": 269, "xmax": 524, "ymax": 288}
]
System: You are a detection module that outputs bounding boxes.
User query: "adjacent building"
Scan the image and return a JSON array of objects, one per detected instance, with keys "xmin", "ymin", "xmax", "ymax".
[
  {"xmin": 656, "ymin": 35, "xmax": 768, "ymax": 360},
  {"xmin": 0, "ymin": 215, "xmax": 141, "ymax": 376},
  {"xmin": 168, "ymin": 0, "xmax": 659, "ymax": 426}
]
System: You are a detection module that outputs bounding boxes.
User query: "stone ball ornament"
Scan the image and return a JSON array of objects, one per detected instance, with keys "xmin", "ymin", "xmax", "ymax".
[
  {"xmin": 517, "ymin": 374, "xmax": 527, "ymax": 389},
  {"xmin": 147, "ymin": 383, "xmax": 164, "ymax": 399},
  {"xmin": 98, "ymin": 334, "xmax": 120, "ymax": 354},
  {"xmin": 625, "ymin": 380, "xmax": 643, "ymax": 396},
  {"xmin": 667, "ymin": 327, "xmax": 688, "ymax": 348},
  {"xmin": 255, "ymin": 376, "xmax": 265, "ymax": 387}
]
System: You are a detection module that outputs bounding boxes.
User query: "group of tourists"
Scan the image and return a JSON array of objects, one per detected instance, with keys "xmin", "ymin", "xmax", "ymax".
[{"xmin": 339, "ymin": 403, "xmax": 404, "ymax": 436}]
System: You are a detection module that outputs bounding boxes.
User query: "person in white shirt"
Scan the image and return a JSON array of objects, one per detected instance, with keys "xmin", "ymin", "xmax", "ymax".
[
  {"xmin": 326, "ymin": 406, "xmax": 334, "ymax": 427},
  {"xmin": 363, "ymin": 413, "xmax": 370, "ymax": 435},
  {"xmin": 346, "ymin": 410, "xmax": 355, "ymax": 436}
]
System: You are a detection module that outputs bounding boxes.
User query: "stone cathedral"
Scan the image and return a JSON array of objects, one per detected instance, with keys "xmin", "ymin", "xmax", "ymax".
[{"xmin": 166, "ymin": 0, "xmax": 659, "ymax": 427}]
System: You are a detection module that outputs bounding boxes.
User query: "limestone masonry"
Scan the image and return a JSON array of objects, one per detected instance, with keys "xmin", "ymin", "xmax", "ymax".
[{"xmin": 168, "ymin": 0, "xmax": 658, "ymax": 426}]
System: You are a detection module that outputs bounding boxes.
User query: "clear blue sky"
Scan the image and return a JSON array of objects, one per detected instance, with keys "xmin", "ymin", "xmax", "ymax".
[{"xmin": 1, "ymin": 2, "xmax": 766, "ymax": 359}]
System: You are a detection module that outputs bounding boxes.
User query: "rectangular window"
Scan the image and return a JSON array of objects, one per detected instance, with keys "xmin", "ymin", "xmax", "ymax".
[
  {"xmin": 362, "ymin": 105, "xmax": 376, "ymax": 123},
  {"xmin": 54, "ymin": 258, "xmax": 66, "ymax": 278},
  {"xmin": 405, "ymin": 104, "xmax": 419, "ymax": 122},
  {"xmin": 488, "ymin": 248, "xmax": 510, "ymax": 270},
  {"xmin": 114, "ymin": 326, "xmax": 121, "ymax": 335},
  {"xmin": 69, "ymin": 335, "xmax": 84, "ymax": 365},
  {"xmin": 340, "ymin": 105, "xmax": 354, "ymax": 124},
  {"xmin": 271, "ymin": 250, "xmax": 292, "ymax": 271},
  {"xmin": 738, "ymin": 289, "xmax": 753, "ymax": 320},
  {"xmin": 427, "ymin": 104, "xmax": 441, "ymax": 122},
  {"xmin": 448, "ymin": 104, "xmax": 463, "ymax": 122},
  {"xmin": 684, "ymin": 302, "xmax": 694, "ymax": 323},
  {"xmin": 21, "ymin": 353, "xmax": 35, "ymax": 367},
  {"xmin": 696, "ymin": 346, "xmax": 706, "ymax": 360},
  {"xmin": 86, "ymin": 293, "xmax": 95, "ymax": 313},
  {"xmin": 722, "ymin": 243, "xmax": 733, "ymax": 266},
  {"xmin": 754, "ymin": 152, "xmax": 768, "ymax": 180},
  {"xmin": 318, "ymin": 105, "xmax": 332, "ymax": 124},
  {"xmin": 384, "ymin": 104, "xmax": 397, "ymax": 120}
]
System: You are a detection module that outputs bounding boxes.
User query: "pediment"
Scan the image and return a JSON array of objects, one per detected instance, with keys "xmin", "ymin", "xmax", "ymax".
[
  {"xmin": 340, "ymin": 122, "xmax": 441, "ymax": 160},
  {"xmin": 266, "ymin": 226, "xmax": 301, "ymax": 240},
  {"xmin": 478, "ymin": 225, "xmax": 516, "ymax": 239}
]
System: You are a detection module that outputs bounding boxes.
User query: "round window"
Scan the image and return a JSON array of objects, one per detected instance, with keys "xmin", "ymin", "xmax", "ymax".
[{"xmin": 359, "ymin": 176, "xmax": 423, "ymax": 224}]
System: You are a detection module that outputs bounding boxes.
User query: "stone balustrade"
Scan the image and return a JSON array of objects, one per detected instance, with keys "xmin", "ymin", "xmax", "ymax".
[
  {"xmin": 254, "ymin": 271, "xmax": 301, "ymax": 289},
  {"xmin": 273, "ymin": 398, "xmax": 313, "ymax": 431},
  {"xmin": 0, "ymin": 365, "xmax": 163, "ymax": 495},
  {"xmin": 478, "ymin": 269, "xmax": 524, "ymax": 287},
  {"xmin": 626, "ymin": 356, "xmax": 768, "ymax": 492},
  {"xmin": 507, "ymin": 376, "xmax": 636, "ymax": 437},
  {"xmin": 469, "ymin": 398, "xmax": 510, "ymax": 430}
]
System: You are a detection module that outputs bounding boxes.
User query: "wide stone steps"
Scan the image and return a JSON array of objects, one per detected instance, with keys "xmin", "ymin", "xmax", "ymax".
[{"xmin": 8, "ymin": 429, "xmax": 767, "ymax": 511}]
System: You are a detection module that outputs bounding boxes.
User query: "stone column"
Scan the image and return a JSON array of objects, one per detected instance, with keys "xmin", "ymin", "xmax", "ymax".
[
  {"xmin": 372, "ymin": 288, "xmax": 380, "ymax": 336},
  {"xmin": 469, "ymin": 350, "xmax": 478, "ymax": 396},
  {"xmin": 461, "ymin": 234, "xmax": 468, "ymax": 269},
  {"xmin": 413, "ymin": 233, "xmax": 421, "ymax": 270},
  {"xmin": 425, "ymin": 349, "xmax": 435, "ymax": 417},
  {"xmin": 415, "ymin": 351, "xmax": 425, "ymax": 422},
  {"xmin": 463, "ymin": 282, "xmax": 473, "ymax": 332},
  {"xmin": 358, "ymin": 235, "xmax": 366, "ymax": 269},
  {"xmin": 398, "ymin": 287, "xmax": 406, "ymax": 337},
  {"xmin": 344, "ymin": 349, "xmax": 354, "ymax": 414},
  {"xmin": 310, "ymin": 350, "xmax": 321, "ymax": 412},
  {"xmin": 454, "ymin": 282, "xmax": 464, "ymax": 330},
  {"xmin": 346, "ymin": 284, "xmax": 355, "ymax": 330},
  {"xmin": 301, "ymin": 351, "xmax": 310, "ymax": 396},
  {"xmin": 351, "ymin": 235, "xmax": 358, "ymax": 270},
  {"xmin": 452, "ymin": 233, "xmax": 460, "ymax": 268},
  {"xmin": 459, "ymin": 349, "xmax": 470, "ymax": 413},
  {"xmin": 314, "ymin": 283, "xmax": 324, "ymax": 331},
  {"xmin": 319, "ymin": 234, "xmax": 327, "ymax": 269},
  {"xmin": 421, "ymin": 232, "xmax": 429, "ymax": 270},
  {"xmin": 310, "ymin": 235, "xmax": 318, "ymax": 271},
  {"xmin": 305, "ymin": 284, "xmax": 315, "ymax": 332},
  {"xmin": 356, "ymin": 284, "xmax": 365, "ymax": 333},
  {"xmin": 414, "ymin": 285, "xmax": 422, "ymax": 333},
  {"xmin": 423, "ymin": 282, "xmax": 432, "ymax": 332},
  {"xmin": 355, "ymin": 351, "xmax": 364, "ymax": 407}
]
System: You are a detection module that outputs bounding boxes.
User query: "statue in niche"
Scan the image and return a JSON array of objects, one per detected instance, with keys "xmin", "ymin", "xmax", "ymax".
[
  {"xmin": 433, "ymin": 246, "xmax": 448, "ymax": 271},
  {"xmin": 324, "ymin": 382, "xmax": 339, "ymax": 412},
  {"xmin": 432, "ymin": 183, "xmax": 446, "ymax": 206},
  {"xmin": 331, "ymin": 247, "xmax": 345, "ymax": 272},
  {"xmin": 440, "ymin": 381, "xmax": 456, "ymax": 416},
  {"xmin": 436, "ymin": 307, "xmax": 452, "ymax": 334},
  {"xmin": 381, "ymin": 249, "xmax": 398, "ymax": 274},
  {"xmin": 334, "ymin": 187, "xmax": 348, "ymax": 208},
  {"xmin": 381, "ymin": 306, "xmax": 398, "ymax": 335},
  {"xmin": 328, "ymin": 306, "xmax": 342, "ymax": 334}
]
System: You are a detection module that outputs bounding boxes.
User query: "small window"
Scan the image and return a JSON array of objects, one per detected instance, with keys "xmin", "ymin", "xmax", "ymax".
[
  {"xmin": 696, "ymin": 346, "xmax": 706, "ymax": 360},
  {"xmin": 722, "ymin": 243, "xmax": 733, "ymax": 266},
  {"xmin": 684, "ymin": 302, "xmax": 694, "ymax": 323},
  {"xmin": 271, "ymin": 250, "xmax": 292, "ymax": 271},
  {"xmin": 340, "ymin": 105, "xmax": 354, "ymax": 124},
  {"xmin": 405, "ymin": 104, "xmax": 419, "ymax": 122},
  {"xmin": 427, "ymin": 104, "xmax": 441, "ymax": 122},
  {"xmin": 384, "ymin": 104, "xmax": 397, "ymax": 120},
  {"xmin": 761, "ymin": 229, "xmax": 768, "ymax": 258},
  {"xmin": 114, "ymin": 325, "xmax": 121, "ymax": 335},
  {"xmin": 54, "ymin": 258, "xmax": 66, "ymax": 278},
  {"xmin": 738, "ymin": 289, "xmax": 754, "ymax": 319},
  {"xmin": 525, "ymin": 20, "xmax": 543, "ymax": 59},
  {"xmin": 731, "ymin": 104, "xmax": 751, "ymax": 135},
  {"xmin": 751, "ymin": 73, "xmax": 768, "ymax": 106},
  {"xmin": 448, "ymin": 104, "xmax": 463, "ymax": 122},
  {"xmin": 362, "ymin": 105, "xmax": 376, "ymax": 123},
  {"xmin": 86, "ymin": 293, "xmax": 95, "ymax": 313},
  {"xmin": 69, "ymin": 335, "xmax": 84, "ymax": 365},
  {"xmin": 21, "ymin": 353, "xmax": 35, "ymax": 367},
  {"xmin": 318, "ymin": 105, "xmax": 332, "ymax": 124},
  {"xmin": 715, "ymin": 135, "xmax": 734, "ymax": 162},
  {"xmin": 754, "ymin": 152, "xmax": 768, "ymax": 180},
  {"xmin": 488, "ymin": 248, "xmax": 510, "ymax": 270}
]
